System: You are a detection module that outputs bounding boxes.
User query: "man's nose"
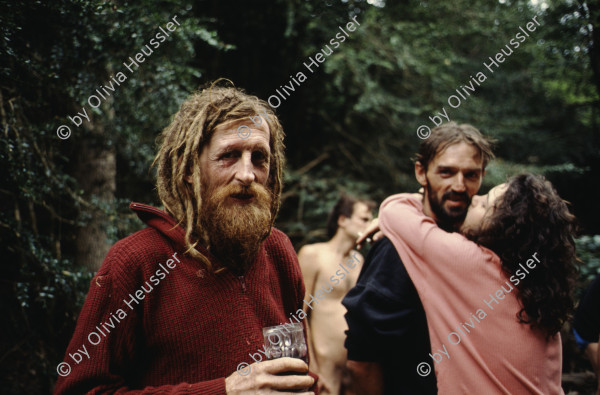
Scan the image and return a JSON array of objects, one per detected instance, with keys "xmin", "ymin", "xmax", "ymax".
[
  {"xmin": 452, "ymin": 173, "xmax": 466, "ymax": 193},
  {"xmin": 234, "ymin": 153, "xmax": 256, "ymax": 185}
]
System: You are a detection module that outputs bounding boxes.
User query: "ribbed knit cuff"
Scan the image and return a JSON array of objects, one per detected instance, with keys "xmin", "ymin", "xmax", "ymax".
[{"xmin": 183, "ymin": 378, "xmax": 226, "ymax": 394}]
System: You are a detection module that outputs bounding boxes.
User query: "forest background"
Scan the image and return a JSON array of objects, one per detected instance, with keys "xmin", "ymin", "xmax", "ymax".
[{"xmin": 1, "ymin": 0, "xmax": 600, "ymax": 393}]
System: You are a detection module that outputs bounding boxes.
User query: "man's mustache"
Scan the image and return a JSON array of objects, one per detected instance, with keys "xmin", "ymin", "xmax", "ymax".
[
  {"xmin": 219, "ymin": 183, "xmax": 261, "ymax": 198},
  {"xmin": 229, "ymin": 186, "xmax": 256, "ymax": 200},
  {"xmin": 210, "ymin": 182, "xmax": 272, "ymax": 207},
  {"xmin": 442, "ymin": 191, "xmax": 469, "ymax": 202}
]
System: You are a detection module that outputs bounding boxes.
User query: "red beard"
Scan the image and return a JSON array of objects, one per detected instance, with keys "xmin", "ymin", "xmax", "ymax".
[{"xmin": 199, "ymin": 181, "xmax": 273, "ymax": 274}]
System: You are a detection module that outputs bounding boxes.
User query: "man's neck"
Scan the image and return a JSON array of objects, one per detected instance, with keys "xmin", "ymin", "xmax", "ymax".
[
  {"xmin": 422, "ymin": 197, "xmax": 435, "ymax": 220},
  {"xmin": 327, "ymin": 231, "xmax": 356, "ymax": 257}
]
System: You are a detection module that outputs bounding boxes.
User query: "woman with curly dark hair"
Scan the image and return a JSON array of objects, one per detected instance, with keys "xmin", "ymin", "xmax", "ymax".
[
  {"xmin": 464, "ymin": 173, "xmax": 578, "ymax": 335},
  {"xmin": 378, "ymin": 173, "xmax": 577, "ymax": 394}
]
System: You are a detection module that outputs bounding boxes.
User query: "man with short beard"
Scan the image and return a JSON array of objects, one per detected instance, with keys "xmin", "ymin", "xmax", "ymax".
[
  {"xmin": 343, "ymin": 122, "xmax": 494, "ymax": 395},
  {"xmin": 54, "ymin": 85, "xmax": 317, "ymax": 395}
]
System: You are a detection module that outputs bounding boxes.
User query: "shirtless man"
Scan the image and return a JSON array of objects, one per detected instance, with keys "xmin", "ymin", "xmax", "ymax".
[{"xmin": 298, "ymin": 195, "xmax": 375, "ymax": 395}]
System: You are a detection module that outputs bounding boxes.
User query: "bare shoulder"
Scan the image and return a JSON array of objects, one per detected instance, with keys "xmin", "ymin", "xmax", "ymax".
[
  {"xmin": 298, "ymin": 242, "xmax": 328, "ymax": 256},
  {"xmin": 297, "ymin": 243, "xmax": 330, "ymax": 268},
  {"xmin": 352, "ymin": 250, "xmax": 365, "ymax": 264}
]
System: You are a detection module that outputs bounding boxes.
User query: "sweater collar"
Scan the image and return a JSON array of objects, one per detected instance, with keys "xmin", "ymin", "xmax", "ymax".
[
  {"xmin": 130, "ymin": 202, "xmax": 240, "ymax": 275},
  {"xmin": 129, "ymin": 202, "xmax": 273, "ymax": 277},
  {"xmin": 129, "ymin": 202, "xmax": 199, "ymax": 253}
]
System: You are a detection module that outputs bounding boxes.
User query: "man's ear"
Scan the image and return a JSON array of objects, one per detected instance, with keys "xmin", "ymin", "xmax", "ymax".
[
  {"xmin": 177, "ymin": 154, "xmax": 193, "ymax": 184},
  {"xmin": 184, "ymin": 164, "xmax": 193, "ymax": 184},
  {"xmin": 337, "ymin": 215, "xmax": 349, "ymax": 229},
  {"xmin": 415, "ymin": 161, "xmax": 427, "ymax": 187}
]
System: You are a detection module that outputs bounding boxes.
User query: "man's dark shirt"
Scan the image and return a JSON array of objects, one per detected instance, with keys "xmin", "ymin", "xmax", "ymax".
[
  {"xmin": 342, "ymin": 237, "xmax": 437, "ymax": 394},
  {"xmin": 574, "ymin": 274, "xmax": 600, "ymax": 345}
]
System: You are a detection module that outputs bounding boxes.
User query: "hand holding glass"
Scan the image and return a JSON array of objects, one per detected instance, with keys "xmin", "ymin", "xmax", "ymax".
[{"xmin": 262, "ymin": 323, "xmax": 308, "ymax": 373}]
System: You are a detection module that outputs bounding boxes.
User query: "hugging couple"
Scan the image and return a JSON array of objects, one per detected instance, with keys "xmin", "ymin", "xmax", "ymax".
[{"xmin": 344, "ymin": 122, "xmax": 577, "ymax": 395}]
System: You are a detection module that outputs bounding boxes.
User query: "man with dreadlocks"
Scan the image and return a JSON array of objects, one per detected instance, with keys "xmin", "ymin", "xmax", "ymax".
[{"xmin": 54, "ymin": 85, "xmax": 317, "ymax": 395}]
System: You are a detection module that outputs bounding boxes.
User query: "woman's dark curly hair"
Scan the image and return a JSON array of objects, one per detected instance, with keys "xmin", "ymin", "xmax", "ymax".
[{"xmin": 468, "ymin": 173, "xmax": 578, "ymax": 336}]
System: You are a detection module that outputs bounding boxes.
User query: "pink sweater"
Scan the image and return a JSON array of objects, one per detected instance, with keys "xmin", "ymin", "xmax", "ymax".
[{"xmin": 379, "ymin": 194, "xmax": 563, "ymax": 395}]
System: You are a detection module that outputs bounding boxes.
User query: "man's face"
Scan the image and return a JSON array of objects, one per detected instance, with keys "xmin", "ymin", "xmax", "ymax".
[
  {"xmin": 340, "ymin": 202, "xmax": 373, "ymax": 240},
  {"xmin": 187, "ymin": 117, "xmax": 273, "ymax": 272},
  {"xmin": 196, "ymin": 117, "xmax": 271, "ymax": 197},
  {"xmin": 415, "ymin": 142, "xmax": 485, "ymax": 229}
]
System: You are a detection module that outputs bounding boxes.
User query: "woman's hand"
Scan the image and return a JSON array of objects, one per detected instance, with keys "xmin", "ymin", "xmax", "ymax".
[
  {"xmin": 356, "ymin": 190, "xmax": 423, "ymax": 250},
  {"xmin": 356, "ymin": 218, "xmax": 381, "ymax": 250},
  {"xmin": 408, "ymin": 193, "xmax": 423, "ymax": 202},
  {"xmin": 411, "ymin": 188, "xmax": 424, "ymax": 202}
]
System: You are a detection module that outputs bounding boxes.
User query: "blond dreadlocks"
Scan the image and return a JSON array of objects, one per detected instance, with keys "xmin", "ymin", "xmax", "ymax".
[{"xmin": 153, "ymin": 84, "xmax": 285, "ymax": 272}]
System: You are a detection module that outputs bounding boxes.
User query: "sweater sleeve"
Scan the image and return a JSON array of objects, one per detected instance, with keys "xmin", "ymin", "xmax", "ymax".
[
  {"xmin": 379, "ymin": 193, "xmax": 495, "ymax": 283},
  {"xmin": 53, "ymin": 243, "xmax": 227, "ymax": 395}
]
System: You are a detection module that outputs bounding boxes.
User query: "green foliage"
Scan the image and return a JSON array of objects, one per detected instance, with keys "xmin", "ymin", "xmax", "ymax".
[
  {"xmin": 576, "ymin": 235, "xmax": 600, "ymax": 284},
  {"xmin": 1, "ymin": 0, "xmax": 600, "ymax": 392},
  {"xmin": 573, "ymin": 235, "xmax": 600, "ymax": 303},
  {"xmin": 280, "ymin": 0, "xmax": 599, "ymax": 235},
  {"xmin": 278, "ymin": 165, "xmax": 381, "ymax": 246},
  {"xmin": 0, "ymin": 0, "xmax": 227, "ymax": 392}
]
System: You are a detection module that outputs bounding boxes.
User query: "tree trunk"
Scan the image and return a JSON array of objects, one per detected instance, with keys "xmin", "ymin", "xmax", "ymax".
[
  {"xmin": 584, "ymin": 0, "xmax": 600, "ymax": 98},
  {"xmin": 74, "ymin": 118, "xmax": 116, "ymax": 271}
]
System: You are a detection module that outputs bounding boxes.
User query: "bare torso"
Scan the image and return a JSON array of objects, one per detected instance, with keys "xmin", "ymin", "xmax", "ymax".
[{"xmin": 299, "ymin": 242, "xmax": 363, "ymax": 395}]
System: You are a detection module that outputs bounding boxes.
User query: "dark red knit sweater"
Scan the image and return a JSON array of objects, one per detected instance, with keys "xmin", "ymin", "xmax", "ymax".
[{"xmin": 54, "ymin": 203, "xmax": 314, "ymax": 394}]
